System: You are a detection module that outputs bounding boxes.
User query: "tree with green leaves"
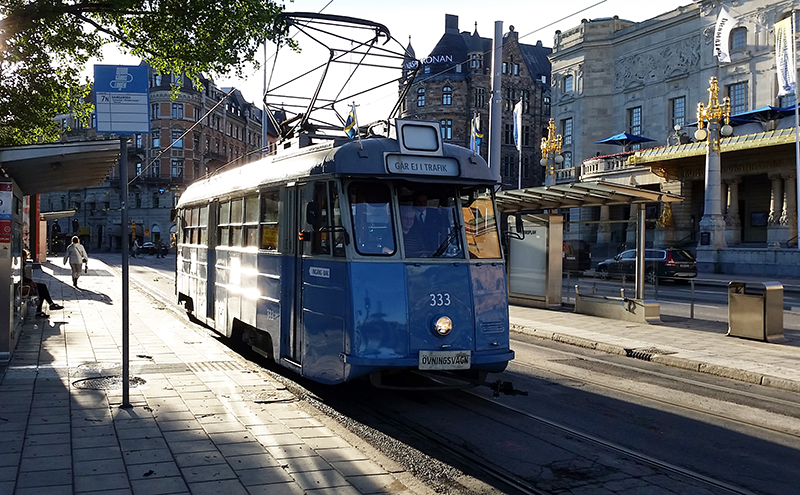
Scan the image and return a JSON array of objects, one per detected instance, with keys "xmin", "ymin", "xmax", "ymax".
[{"xmin": 0, "ymin": 0, "xmax": 291, "ymax": 146}]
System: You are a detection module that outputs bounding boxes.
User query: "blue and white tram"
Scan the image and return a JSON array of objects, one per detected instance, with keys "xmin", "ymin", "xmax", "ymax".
[{"xmin": 175, "ymin": 120, "xmax": 514, "ymax": 386}]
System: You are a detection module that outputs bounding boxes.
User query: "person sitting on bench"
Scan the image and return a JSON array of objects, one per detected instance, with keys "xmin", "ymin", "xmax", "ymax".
[{"xmin": 22, "ymin": 249, "xmax": 63, "ymax": 318}]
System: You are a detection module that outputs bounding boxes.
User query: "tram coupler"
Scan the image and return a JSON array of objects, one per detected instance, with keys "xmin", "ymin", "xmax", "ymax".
[{"xmin": 490, "ymin": 380, "xmax": 528, "ymax": 398}]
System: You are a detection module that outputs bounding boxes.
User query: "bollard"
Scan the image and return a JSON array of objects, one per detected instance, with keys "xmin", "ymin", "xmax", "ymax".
[{"xmin": 690, "ymin": 279, "xmax": 695, "ymax": 319}]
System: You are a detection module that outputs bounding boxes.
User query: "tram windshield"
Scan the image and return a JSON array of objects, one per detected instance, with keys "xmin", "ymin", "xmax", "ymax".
[
  {"xmin": 396, "ymin": 183, "xmax": 463, "ymax": 258},
  {"xmin": 347, "ymin": 181, "xmax": 501, "ymax": 259}
]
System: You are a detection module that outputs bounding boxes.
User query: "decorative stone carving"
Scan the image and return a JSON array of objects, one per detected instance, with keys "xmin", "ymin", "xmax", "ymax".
[{"xmin": 615, "ymin": 36, "xmax": 700, "ymax": 90}]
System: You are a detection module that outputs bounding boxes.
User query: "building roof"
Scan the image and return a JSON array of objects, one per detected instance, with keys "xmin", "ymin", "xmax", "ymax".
[
  {"xmin": 0, "ymin": 140, "xmax": 120, "ymax": 195},
  {"xmin": 414, "ymin": 15, "xmax": 551, "ymax": 83},
  {"xmin": 495, "ymin": 180, "xmax": 683, "ymax": 211}
]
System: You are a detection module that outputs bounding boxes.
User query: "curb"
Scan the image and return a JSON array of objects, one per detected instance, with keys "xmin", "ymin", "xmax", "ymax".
[{"xmin": 511, "ymin": 323, "xmax": 800, "ymax": 394}]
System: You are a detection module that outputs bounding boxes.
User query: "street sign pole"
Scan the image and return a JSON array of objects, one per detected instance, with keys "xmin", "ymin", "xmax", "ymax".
[
  {"xmin": 120, "ymin": 138, "xmax": 131, "ymax": 408},
  {"xmin": 93, "ymin": 64, "xmax": 149, "ymax": 410}
]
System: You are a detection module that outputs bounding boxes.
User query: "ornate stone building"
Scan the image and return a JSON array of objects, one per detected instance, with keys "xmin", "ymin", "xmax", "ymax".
[
  {"xmin": 400, "ymin": 14, "xmax": 552, "ymax": 189},
  {"xmin": 45, "ymin": 65, "xmax": 276, "ymax": 252},
  {"xmin": 549, "ymin": 0, "xmax": 800, "ymax": 275}
]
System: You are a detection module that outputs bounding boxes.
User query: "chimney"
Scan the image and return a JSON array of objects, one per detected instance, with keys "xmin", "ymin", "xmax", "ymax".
[{"xmin": 445, "ymin": 14, "xmax": 459, "ymax": 34}]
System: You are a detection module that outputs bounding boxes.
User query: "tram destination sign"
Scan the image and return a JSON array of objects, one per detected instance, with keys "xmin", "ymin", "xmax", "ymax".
[{"xmin": 385, "ymin": 155, "xmax": 460, "ymax": 177}]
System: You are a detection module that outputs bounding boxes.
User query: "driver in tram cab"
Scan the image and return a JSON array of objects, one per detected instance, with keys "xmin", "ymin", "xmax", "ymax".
[{"xmin": 400, "ymin": 206, "xmax": 427, "ymax": 257}]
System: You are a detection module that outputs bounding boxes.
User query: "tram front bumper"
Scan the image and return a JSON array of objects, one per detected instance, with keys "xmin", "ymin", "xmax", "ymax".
[{"xmin": 340, "ymin": 349, "xmax": 514, "ymax": 368}]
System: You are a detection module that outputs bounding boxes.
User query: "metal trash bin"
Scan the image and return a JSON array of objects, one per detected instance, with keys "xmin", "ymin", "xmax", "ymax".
[{"xmin": 727, "ymin": 281, "xmax": 784, "ymax": 342}]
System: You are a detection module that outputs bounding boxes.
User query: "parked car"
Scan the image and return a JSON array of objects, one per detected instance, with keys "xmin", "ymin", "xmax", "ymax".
[
  {"xmin": 141, "ymin": 241, "xmax": 169, "ymax": 256},
  {"xmin": 563, "ymin": 240, "xmax": 592, "ymax": 273},
  {"xmin": 596, "ymin": 248, "xmax": 696, "ymax": 284}
]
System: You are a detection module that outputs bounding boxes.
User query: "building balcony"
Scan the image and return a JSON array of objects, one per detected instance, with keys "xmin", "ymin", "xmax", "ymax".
[
  {"xmin": 581, "ymin": 151, "xmax": 639, "ymax": 181},
  {"xmin": 555, "ymin": 167, "xmax": 577, "ymax": 184}
]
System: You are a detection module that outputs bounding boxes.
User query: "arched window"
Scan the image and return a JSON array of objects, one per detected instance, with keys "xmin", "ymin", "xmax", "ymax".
[
  {"xmin": 442, "ymin": 86, "xmax": 452, "ymax": 105},
  {"xmin": 563, "ymin": 75, "xmax": 574, "ymax": 93},
  {"xmin": 417, "ymin": 88, "xmax": 425, "ymax": 107},
  {"xmin": 730, "ymin": 27, "xmax": 747, "ymax": 51}
]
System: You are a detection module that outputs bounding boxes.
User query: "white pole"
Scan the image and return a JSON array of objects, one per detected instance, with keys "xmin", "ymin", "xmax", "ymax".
[{"xmin": 489, "ymin": 21, "xmax": 503, "ymax": 185}]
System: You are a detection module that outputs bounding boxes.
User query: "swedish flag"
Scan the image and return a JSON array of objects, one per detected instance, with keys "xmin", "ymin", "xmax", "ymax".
[{"xmin": 344, "ymin": 110, "xmax": 357, "ymax": 139}]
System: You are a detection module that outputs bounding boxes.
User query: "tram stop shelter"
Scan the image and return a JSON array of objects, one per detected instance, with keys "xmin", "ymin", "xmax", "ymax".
[
  {"xmin": 0, "ymin": 140, "xmax": 120, "ymax": 364},
  {"xmin": 495, "ymin": 180, "xmax": 683, "ymax": 322}
]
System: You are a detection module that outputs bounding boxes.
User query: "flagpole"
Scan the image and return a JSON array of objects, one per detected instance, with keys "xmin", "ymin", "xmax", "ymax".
[{"xmin": 794, "ymin": 10, "xmax": 800, "ymax": 250}]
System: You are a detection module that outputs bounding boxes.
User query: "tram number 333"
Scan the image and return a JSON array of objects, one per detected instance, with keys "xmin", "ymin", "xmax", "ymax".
[{"xmin": 429, "ymin": 293, "xmax": 451, "ymax": 306}]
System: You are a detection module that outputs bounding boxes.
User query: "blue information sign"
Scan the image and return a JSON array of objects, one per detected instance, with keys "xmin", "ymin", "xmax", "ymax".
[{"xmin": 94, "ymin": 65, "xmax": 150, "ymax": 134}]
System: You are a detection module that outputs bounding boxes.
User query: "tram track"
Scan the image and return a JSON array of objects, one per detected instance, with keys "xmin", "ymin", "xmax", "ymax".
[{"xmin": 508, "ymin": 337, "xmax": 800, "ymax": 441}]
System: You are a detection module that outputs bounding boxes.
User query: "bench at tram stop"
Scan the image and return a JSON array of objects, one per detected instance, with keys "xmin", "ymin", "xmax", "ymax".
[{"xmin": 573, "ymin": 285, "xmax": 661, "ymax": 325}]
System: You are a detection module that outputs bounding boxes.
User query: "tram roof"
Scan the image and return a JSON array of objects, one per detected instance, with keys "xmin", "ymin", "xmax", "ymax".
[
  {"xmin": 178, "ymin": 136, "xmax": 493, "ymax": 207},
  {"xmin": 495, "ymin": 180, "xmax": 683, "ymax": 212}
]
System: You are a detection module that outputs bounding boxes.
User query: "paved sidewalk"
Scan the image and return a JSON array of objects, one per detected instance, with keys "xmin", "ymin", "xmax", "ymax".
[
  {"xmin": 0, "ymin": 258, "xmax": 419, "ymax": 495},
  {"xmin": 510, "ymin": 304, "xmax": 800, "ymax": 393}
]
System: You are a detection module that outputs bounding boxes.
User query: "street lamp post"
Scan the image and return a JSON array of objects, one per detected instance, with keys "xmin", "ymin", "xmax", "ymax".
[
  {"xmin": 694, "ymin": 77, "xmax": 733, "ymax": 268},
  {"xmin": 540, "ymin": 118, "xmax": 563, "ymax": 186}
]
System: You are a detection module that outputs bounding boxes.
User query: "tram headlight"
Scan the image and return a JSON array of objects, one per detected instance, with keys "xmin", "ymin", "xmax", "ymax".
[{"xmin": 433, "ymin": 316, "xmax": 453, "ymax": 336}]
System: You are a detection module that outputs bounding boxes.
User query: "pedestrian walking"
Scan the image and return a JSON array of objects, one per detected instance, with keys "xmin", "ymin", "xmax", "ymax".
[
  {"xmin": 156, "ymin": 238, "xmax": 164, "ymax": 258},
  {"xmin": 63, "ymin": 236, "xmax": 88, "ymax": 288}
]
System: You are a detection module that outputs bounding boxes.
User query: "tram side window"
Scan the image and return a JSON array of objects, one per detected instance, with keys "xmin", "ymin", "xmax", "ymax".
[
  {"xmin": 218, "ymin": 200, "xmax": 231, "ymax": 246},
  {"xmin": 244, "ymin": 195, "xmax": 259, "ymax": 247},
  {"xmin": 230, "ymin": 198, "xmax": 243, "ymax": 247},
  {"xmin": 330, "ymin": 182, "xmax": 345, "ymax": 257},
  {"xmin": 348, "ymin": 181, "xmax": 395, "ymax": 256},
  {"xmin": 198, "ymin": 205, "xmax": 208, "ymax": 245},
  {"xmin": 304, "ymin": 182, "xmax": 330, "ymax": 256},
  {"xmin": 260, "ymin": 190, "xmax": 280, "ymax": 251},
  {"xmin": 460, "ymin": 187, "xmax": 502, "ymax": 259}
]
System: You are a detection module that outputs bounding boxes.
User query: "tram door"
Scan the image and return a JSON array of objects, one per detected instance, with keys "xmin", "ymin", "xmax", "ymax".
[{"xmin": 289, "ymin": 181, "xmax": 346, "ymax": 377}]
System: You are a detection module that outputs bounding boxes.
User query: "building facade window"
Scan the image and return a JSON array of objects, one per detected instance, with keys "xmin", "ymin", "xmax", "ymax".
[
  {"xmin": 135, "ymin": 161, "xmax": 143, "ymax": 176},
  {"xmin": 503, "ymin": 123, "xmax": 514, "ymax": 145},
  {"xmin": 171, "ymin": 159, "xmax": 184, "ymax": 178},
  {"xmin": 730, "ymin": 27, "xmax": 747, "ymax": 51},
  {"xmin": 628, "ymin": 106, "xmax": 643, "ymax": 149},
  {"xmin": 151, "ymin": 103, "xmax": 159, "ymax": 119},
  {"xmin": 670, "ymin": 97, "xmax": 686, "ymax": 129},
  {"xmin": 561, "ymin": 118, "xmax": 573, "ymax": 146},
  {"xmin": 172, "ymin": 103, "xmax": 183, "ymax": 119},
  {"xmin": 513, "ymin": 63, "xmax": 520, "ymax": 76},
  {"xmin": 135, "ymin": 134, "xmax": 143, "ymax": 148},
  {"xmin": 151, "ymin": 130, "xmax": 160, "ymax": 148},
  {"xmin": 440, "ymin": 119, "xmax": 452, "ymax": 140},
  {"xmin": 628, "ymin": 106, "xmax": 642, "ymax": 135},
  {"xmin": 728, "ymin": 82, "xmax": 748, "ymax": 114},
  {"xmin": 563, "ymin": 74, "xmax": 574, "ymax": 93},
  {"xmin": 417, "ymin": 88, "xmax": 425, "ymax": 107},
  {"xmin": 442, "ymin": 86, "xmax": 452, "ymax": 105},
  {"xmin": 780, "ymin": 93, "xmax": 797, "ymax": 108},
  {"xmin": 172, "ymin": 129, "xmax": 184, "ymax": 148},
  {"xmin": 502, "ymin": 62, "xmax": 508, "ymax": 74},
  {"xmin": 474, "ymin": 87, "xmax": 485, "ymax": 108},
  {"xmin": 470, "ymin": 53, "xmax": 482, "ymax": 69}
]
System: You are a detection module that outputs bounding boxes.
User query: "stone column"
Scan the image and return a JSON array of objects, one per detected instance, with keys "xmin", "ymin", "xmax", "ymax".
[
  {"xmin": 767, "ymin": 173, "xmax": 787, "ymax": 247},
  {"xmin": 625, "ymin": 203, "xmax": 637, "ymax": 247},
  {"xmin": 724, "ymin": 177, "xmax": 741, "ymax": 245},
  {"xmin": 785, "ymin": 174, "xmax": 798, "ymax": 246},
  {"xmin": 597, "ymin": 205, "xmax": 611, "ymax": 244},
  {"xmin": 696, "ymin": 118, "xmax": 726, "ymax": 272}
]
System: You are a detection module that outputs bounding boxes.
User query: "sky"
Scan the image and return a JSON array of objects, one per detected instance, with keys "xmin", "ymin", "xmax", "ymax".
[{"xmin": 100, "ymin": 0, "xmax": 693, "ymax": 124}]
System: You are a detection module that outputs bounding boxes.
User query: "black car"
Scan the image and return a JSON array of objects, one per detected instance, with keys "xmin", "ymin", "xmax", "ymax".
[
  {"xmin": 563, "ymin": 240, "xmax": 592, "ymax": 273},
  {"xmin": 596, "ymin": 248, "xmax": 696, "ymax": 284},
  {"xmin": 141, "ymin": 241, "xmax": 169, "ymax": 256}
]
